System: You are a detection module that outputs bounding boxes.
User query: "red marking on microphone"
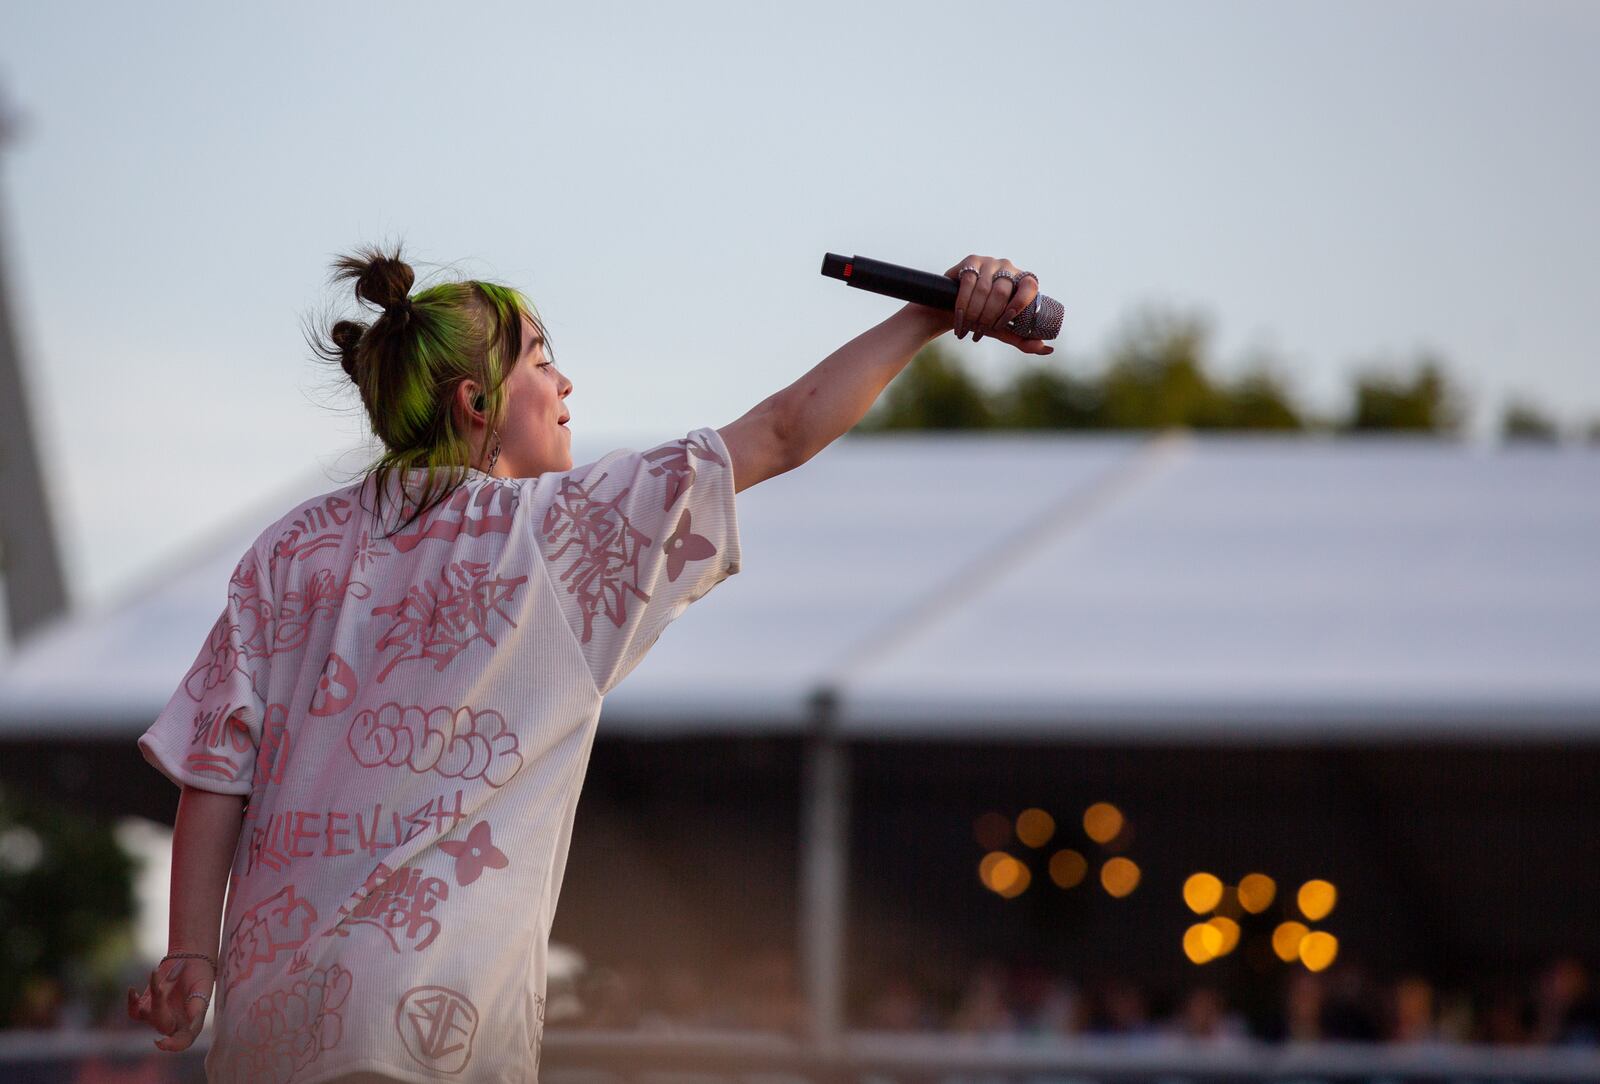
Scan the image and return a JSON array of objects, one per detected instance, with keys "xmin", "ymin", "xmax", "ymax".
[{"xmin": 843, "ymin": 263, "xmax": 853, "ymax": 278}]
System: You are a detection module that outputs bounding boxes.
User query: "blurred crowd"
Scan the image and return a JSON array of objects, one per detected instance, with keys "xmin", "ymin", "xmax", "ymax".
[
  {"xmin": 552, "ymin": 945, "xmax": 809, "ymax": 1035},
  {"xmin": 553, "ymin": 949, "xmax": 1600, "ymax": 1049},
  {"xmin": 7, "ymin": 947, "xmax": 1599, "ymax": 1051}
]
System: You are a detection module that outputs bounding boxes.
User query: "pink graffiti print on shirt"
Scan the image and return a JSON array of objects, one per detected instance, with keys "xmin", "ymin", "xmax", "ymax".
[
  {"xmin": 222, "ymin": 884, "xmax": 319, "ymax": 994},
  {"xmin": 371, "ymin": 559, "xmax": 527, "ymax": 682},
  {"xmin": 201, "ymin": 557, "xmax": 367, "ymax": 672},
  {"xmin": 438, "ymin": 820, "xmax": 509, "ymax": 886},
  {"xmin": 267, "ymin": 494, "xmax": 354, "ymax": 572},
  {"xmin": 642, "ymin": 432, "xmax": 728, "ymax": 510},
  {"xmin": 249, "ymin": 705, "xmax": 294, "ymax": 794},
  {"xmin": 245, "ymin": 790, "xmax": 468, "ymax": 876},
  {"xmin": 272, "ymin": 570, "xmax": 371, "ymax": 657},
  {"xmin": 390, "ymin": 479, "xmax": 520, "ymax": 553},
  {"xmin": 227, "ymin": 558, "xmax": 276, "ymax": 665},
  {"xmin": 322, "ymin": 860, "xmax": 449, "ymax": 952},
  {"xmin": 182, "ymin": 555, "xmax": 271, "ymax": 704},
  {"xmin": 396, "ymin": 985, "xmax": 479, "ymax": 1074},
  {"xmin": 542, "ymin": 471, "xmax": 654, "ymax": 643},
  {"xmin": 182, "ymin": 610, "xmax": 262, "ymax": 705},
  {"xmin": 309, "ymin": 652, "xmax": 358, "ymax": 716},
  {"xmin": 225, "ymin": 963, "xmax": 353, "ymax": 1084},
  {"xmin": 353, "ymin": 528, "xmax": 389, "ymax": 571},
  {"xmin": 663, "ymin": 507, "xmax": 718, "ymax": 582},
  {"xmin": 346, "ymin": 703, "xmax": 525, "ymax": 787},
  {"xmin": 185, "ymin": 704, "xmax": 254, "ymax": 787}
]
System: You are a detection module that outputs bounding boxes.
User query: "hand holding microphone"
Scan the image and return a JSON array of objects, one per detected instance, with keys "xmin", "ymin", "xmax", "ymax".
[{"xmin": 821, "ymin": 252, "xmax": 1062, "ymax": 355}]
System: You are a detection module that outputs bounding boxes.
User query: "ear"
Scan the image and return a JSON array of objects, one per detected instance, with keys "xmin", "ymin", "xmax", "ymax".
[{"xmin": 454, "ymin": 380, "xmax": 483, "ymax": 427}]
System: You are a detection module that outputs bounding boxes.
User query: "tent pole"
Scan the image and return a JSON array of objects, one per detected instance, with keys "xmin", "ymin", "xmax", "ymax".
[{"xmin": 800, "ymin": 686, "xmax": 846, "ymax": 1057}]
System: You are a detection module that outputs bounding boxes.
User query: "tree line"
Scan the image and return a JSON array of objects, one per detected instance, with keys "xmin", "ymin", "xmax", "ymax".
[{"xmin": 858, "ymin": 305, "xmax": 1594, "ymax": 442}]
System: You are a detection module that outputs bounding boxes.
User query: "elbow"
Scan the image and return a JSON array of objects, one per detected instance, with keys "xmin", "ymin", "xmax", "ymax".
[{"xmin": 767, "ymin": 392, "xmax": 806, "ymax": 473}]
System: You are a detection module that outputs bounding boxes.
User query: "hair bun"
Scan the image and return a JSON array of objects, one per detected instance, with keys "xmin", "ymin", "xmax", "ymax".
[
  {"xmin": 330, "ymin": 320, "xmax": 366, "ymax": 382},
  {"xmin": 330, "ymin": 242, "xmax": 415, "ymax": 314}
]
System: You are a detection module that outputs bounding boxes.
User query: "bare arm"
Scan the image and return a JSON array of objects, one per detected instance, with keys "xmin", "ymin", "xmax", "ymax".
[
  {"xmin": 130, "ymin": 781, "xmax": 246, "ymax": 1050},
  {"xmin": 169, "ymin": 783, "xmax": 245, "ymax": 962},
  {"xmin": 717, "ymin": 254, "xmax": 1051, "ymax": 491},
  {"xmin": 718, "ymin": 302, "xmax": 948, "ymax": 492}
]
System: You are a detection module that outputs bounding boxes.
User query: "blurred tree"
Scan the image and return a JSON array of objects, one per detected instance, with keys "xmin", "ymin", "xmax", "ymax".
[
  {"xmin": 1216, "ymin": 354, "xmax": 1305, "ymax": 430},
  {"xmin": 1098, "ymin": 307, "xmax": 1232, "ymax": 429},
  {"xmin": 1342, "ymin": 352, "xmax": 1468, "ymax": 434},
  {"xmin": 857, "ymin": 341, "xmax": 996, "ymax": 430},
  {"xmin": 992, "ymin": 364, "xmax": 1104, "ymax": 429},
  {"xmin": 853, "ymin": 304, "xmax": 1538, "ymax": 438},
  {"xmin": 1500, "ymin": 398, "xmax": 1561, "ymax": 442},
  {"xmin": 0, "ymin": 782, "xmax": 138, "ymax": 1028},
  {"xmin": 1587, "ymin": 418, "xmax": 1600, "ymax": 444}
]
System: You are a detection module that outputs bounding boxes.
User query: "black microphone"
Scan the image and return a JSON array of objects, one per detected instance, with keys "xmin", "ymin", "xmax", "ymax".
[{"xmin": 820, "ymin": 253, "xmax": 1064, "ymax": 340}]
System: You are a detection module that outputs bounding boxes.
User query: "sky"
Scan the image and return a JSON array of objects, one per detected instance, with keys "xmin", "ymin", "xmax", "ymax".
[{"xmin": 3, "ymin": 0, "xmax": 1597, "ymax": 608}]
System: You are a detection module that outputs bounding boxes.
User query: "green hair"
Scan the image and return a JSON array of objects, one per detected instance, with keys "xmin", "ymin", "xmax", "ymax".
[{"xmin": 306, "ymin": 241, "xmax": 552, "ymax": 539}]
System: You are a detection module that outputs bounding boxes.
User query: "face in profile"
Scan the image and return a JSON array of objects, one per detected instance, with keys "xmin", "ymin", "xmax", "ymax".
[{"xmin": 475, "ymin": 312, "xmax": 573, "ymax": 477}]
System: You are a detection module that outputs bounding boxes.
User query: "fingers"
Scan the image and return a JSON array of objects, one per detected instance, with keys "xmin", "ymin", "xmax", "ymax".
[
  {"xmin": 128, "ymin": 983, "xmax": 158, "ymax": 1029},
  {"xmin": 987, "ymin": 325, "xmax": 1055, "ymax": 355},
  {"xmin": 127, "ymin": 985, "xmax": 144, "ymax": 1024},
  {"xmin": 999, "ymin": 273, "xmax": 1040, "ymax": 333},
  {"xmin": 149, "ymin": 960, "xmax": 184, "ymax": 1036},
  {"xmin": 961, "ymin": 258, "xmax": 1000, "ymax": 339},
  {"xmin": 155, "ymin": 995, "xmax": 207, "ymax": 1052},
  {"xmin": 128, "ymin": 962, "xmax": 213, "ymax": 1054},
  {"xmin": 971, "ymin": 262, "xmax": 1019, "ymax": 341},
  {"xmin": 947, "ymin": 254, "xmax": 983, "ymax": 338},
  {"xmin": 946, "ymin": 256, "xmax": 1051, "ymax": 352}
]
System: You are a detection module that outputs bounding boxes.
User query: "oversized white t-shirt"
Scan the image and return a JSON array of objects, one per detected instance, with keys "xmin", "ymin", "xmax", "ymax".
[{"xmin": 137, "ymin": 426, "xmax": 742, "ymax": 1083}]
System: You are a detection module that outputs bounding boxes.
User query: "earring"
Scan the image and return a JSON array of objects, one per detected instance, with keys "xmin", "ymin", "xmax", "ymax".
[{"xmin": 485, "ymin": 430, "xmax": 501, "ymax": 475}]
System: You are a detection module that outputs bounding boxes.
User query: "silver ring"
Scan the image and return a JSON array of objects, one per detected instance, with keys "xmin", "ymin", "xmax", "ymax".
[
  {"xmin": 186, "ymin": 992, "xmax": 210, "ymax": 1005},
  {"xmin": 992, "ymin": 269, "xmax": 1020, "ymax": 286},
  {"xmin": 1016, "ymin": 270, "xmax": 1037, "ymax": 284},
  {"xmin": 957, "ymin": 265, "xmax": 981, "ymax": 278}
]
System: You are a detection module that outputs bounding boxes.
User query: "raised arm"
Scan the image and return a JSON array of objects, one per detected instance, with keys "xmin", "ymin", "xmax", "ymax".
[
  {"xmin": 717, "ymin": 302, "xmax": 945, "ymax": 494},
  {"xmin": 717, "ymin": 255, "xmax": 1051, "ymax": 493}
]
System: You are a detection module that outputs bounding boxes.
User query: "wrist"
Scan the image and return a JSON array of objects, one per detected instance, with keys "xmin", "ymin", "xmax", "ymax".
[
  {"xmin": 891, "ymin": 302, "xmax": 951, "ymax": 341},
  {"xmin": 162, "ymin": 950, "xmax": 217, "ymax": 972}
]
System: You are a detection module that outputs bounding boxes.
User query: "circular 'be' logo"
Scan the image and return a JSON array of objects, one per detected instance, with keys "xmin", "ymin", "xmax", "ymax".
[{"xmin": 395, "ymin": 984, "xmax": 479, "ymax": 1073}]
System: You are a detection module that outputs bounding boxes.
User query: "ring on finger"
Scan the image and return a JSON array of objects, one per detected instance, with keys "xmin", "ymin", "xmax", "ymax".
[
  {"xmin": 997, "ymin": 269, "xmax": 1035, "ymax": 324},
  {"xmin": 983, "ymin": 270, "xmax": 1021, "ymax": 335},
  {"xmin": 971, "ymin": 270, "xmax": 1018, "ymax": 339},
  {"xmin": 956, "ymin": 265, "xmax": 982, "ymax": 334}
]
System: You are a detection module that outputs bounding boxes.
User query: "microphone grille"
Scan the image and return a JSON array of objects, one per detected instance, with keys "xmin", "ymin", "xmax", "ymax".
[{"xmin": 1010, "ymin": 295, "xmax": 1064, "ymax": 341}]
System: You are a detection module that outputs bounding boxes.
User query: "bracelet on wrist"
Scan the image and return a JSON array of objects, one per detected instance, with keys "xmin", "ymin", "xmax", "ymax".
[{"xmin": 161, "ymin": 951, "xmax": 217, "ymax": 972}]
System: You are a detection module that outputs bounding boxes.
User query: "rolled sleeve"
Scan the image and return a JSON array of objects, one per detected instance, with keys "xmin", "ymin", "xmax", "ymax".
[
  {"xmin": 137, "ymin": 547, "xmax": 270, "ymax": 795},
  {"xmin": 531, "ymin": 425, "xmax": 743, "ymax": 695}
]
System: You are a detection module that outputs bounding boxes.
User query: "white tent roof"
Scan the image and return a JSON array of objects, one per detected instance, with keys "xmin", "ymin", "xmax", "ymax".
[{"xmin": 3, "ymin": 431, "xmax": 1598, "ymax": 742}]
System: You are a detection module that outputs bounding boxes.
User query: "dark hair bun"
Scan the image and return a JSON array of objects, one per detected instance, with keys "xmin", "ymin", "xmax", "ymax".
[
  {"xmin": 330, "ymin": 242, "xmax": 415, "ymax": 312},
  {"xmin": 330, "ymin": 320, "xmax": 367, "ymax": 382}
]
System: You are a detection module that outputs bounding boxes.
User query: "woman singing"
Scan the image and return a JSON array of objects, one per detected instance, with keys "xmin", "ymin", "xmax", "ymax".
[{"xmin": 127, "ymin": 243, "xmax": 1049, "ymax": 1082}]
